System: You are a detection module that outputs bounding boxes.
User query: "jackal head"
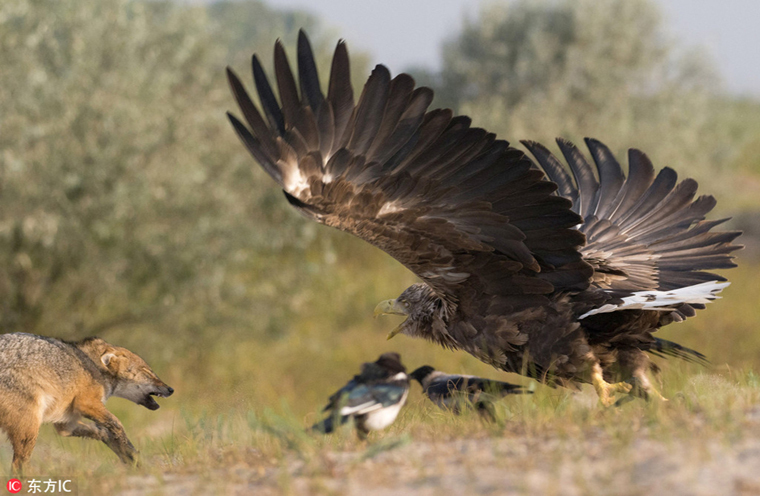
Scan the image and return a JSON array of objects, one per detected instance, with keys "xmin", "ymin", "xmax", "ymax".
[
  {"xmin": 78, "ymin": 337, "xmax": 174, "ymax": 410},
  {"xmin": 101, "ymin": 347, "xmax": 174, "ymax": 410}
]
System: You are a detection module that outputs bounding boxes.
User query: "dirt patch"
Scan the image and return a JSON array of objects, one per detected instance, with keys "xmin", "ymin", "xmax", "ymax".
[{"xmin": 117, "ymin": 428, "xmax": 760, "ymax": 495}]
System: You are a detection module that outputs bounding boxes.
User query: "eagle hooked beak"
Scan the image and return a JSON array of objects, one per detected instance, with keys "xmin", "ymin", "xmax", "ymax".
[{"xmin": 374, "ymin": 299, "xmax": 408, "ymax": 340}]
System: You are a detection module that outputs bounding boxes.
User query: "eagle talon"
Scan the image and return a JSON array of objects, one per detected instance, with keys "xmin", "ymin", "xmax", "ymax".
[
  {"xmin": 595, "ymin": 381, "xmax": 633, "ymax": 407},
  {"xmin": 640, "ymin": 382, "xmax": 669, "ymax": 403},
  {"xmin": 591, "ymin": 364, "xmax": 632, "ymax": 407},
  {"xmin": 651, "ymin": 391, "xmax": 669, "ymax": 402},
  {"xmin": 630, "ymin": 372, "xmax": 669, "ymax": 402}
]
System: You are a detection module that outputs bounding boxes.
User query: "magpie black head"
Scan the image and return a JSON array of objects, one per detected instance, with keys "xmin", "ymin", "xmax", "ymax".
[
  {"xmin": 409, "ymin": 365, "xmax": 436, "ymax": 384},
  {"xmin": 375, "ymin": 352, "xmax": 406, "ymax": 374}
]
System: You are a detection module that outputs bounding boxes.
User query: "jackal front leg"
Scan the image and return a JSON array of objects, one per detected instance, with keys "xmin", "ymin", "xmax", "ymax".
[
  {"xmin": 54, "ymin": 419, "xmax": 108, "ymax": 442},
  {"xmin": 76, "ymin": 400, "xmax": 138, "ymax": 465}
]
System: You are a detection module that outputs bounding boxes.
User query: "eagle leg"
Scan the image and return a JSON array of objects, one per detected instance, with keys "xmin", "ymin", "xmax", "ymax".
[
  {"xmin": 631, "ymin": 368, "xmax": 668, "ymax": 402},
  {"xmin": 590, "ymin": 362, "xmax": 633, "ymax": 407}
]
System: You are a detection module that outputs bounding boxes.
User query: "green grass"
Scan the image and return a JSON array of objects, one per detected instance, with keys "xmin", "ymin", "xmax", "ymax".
[
  {"xmin": 7, "ymin": 365, "xmax": 759, "ymax": 494},
  {"xmin": 1, "ymin": 255, "xmax": 758, "ymax": 494}
]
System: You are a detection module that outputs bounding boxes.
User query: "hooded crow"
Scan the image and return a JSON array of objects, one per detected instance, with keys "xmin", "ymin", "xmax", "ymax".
[
  {"xmin": 313, "ymin": 352, "xmax": 409, "ymax": 439},
  {"xmin": 410, "ymin": 365, "xmax": 530, "ymax": 420}
]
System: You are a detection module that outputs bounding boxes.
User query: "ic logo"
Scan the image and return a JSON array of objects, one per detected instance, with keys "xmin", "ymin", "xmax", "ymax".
[{"xmin": 6, "ymin": 479, "xmax": 21, "ymax": 494}]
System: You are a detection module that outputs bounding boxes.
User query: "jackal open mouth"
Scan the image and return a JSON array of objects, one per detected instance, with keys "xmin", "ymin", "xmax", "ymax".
[{"xmin": 139, "ymin": 388, "xmax": 174, "ymax": 410}]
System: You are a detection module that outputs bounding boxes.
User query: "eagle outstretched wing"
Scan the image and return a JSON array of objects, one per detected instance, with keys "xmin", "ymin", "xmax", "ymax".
[
  {"xmin": 226, "ymin": 31, "xmax": 592, "ymax": 307},
  {"xmin": 228, "ymin": 31, "xmax": 741, "ymax": 392},
  {"xmin": 523, "ymin": 139, "xmax": 742, "ymax": 322}
]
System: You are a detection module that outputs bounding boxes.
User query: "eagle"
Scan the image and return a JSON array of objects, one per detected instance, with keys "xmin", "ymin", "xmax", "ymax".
[{"xmin": 225, "ymin": 31, "xmax": 741, "ymax": 406}]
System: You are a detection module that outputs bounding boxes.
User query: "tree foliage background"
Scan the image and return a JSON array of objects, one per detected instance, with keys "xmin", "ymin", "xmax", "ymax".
[
  {"xmin": 412, "ymin": 0, "xmax": 760, "ymax": 207},
  {"xmin": 0, "ymin": 0, "xmax": 758, "ymax": 410},
  {"xmin": 0, "ymin": 0, "xmax": 370, "ymax": 342}
]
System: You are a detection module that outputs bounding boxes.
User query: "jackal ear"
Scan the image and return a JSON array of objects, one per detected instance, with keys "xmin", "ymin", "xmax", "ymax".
[{"xmin": 101, "ymin": 352, "xmax": 117, "ymax": 368}]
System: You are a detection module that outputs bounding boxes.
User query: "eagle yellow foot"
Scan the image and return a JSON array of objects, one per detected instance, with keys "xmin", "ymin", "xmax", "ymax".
[
  {"xmin": 648, "ymin": 388, "xmax": 669, "ymax": 402},
  {"xmin": 629, "ymin": 373, "xmax": 669, "ymax": 403},
  {"xmin": 613, "ymin": 378, "xmax": 669, "ymax": 406},
  {"xmin": 594, "ymin": 379, "xmax": 633, "ymax": 407},
  {"xmin": 591, "ymin": 364, "xmax": 632, "ymax": 407}
]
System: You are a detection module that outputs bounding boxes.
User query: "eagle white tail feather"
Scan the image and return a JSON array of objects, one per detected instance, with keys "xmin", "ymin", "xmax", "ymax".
[{"xmin": 579, "ymin": 281, "xmax": 730, "ymax": 319}]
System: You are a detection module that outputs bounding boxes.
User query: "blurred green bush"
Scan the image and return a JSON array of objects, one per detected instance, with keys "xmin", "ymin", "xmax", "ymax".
[
  {"xmin": 411, "ymin": 0, "xmax": 760, "ymax": 211},
  {"xmin": 0, "ymin": 0, "xmax": 370, "ymax": 341}
]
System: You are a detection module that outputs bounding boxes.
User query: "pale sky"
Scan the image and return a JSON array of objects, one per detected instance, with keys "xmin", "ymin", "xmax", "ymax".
[{"xmin": 265, "ymin": 0, "xmax": 760, "ymax": 98}]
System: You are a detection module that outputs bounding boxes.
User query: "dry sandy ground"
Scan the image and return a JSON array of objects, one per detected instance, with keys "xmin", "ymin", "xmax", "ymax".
[{"xmin": 119, "ymin": 419, "xmax": 760, "ymax": 496}]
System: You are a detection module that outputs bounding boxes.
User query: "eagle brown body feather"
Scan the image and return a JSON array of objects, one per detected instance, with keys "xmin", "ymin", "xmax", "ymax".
[{"xmin": 226, "ymin": 31, "xmax": 741, "ymax": 392}]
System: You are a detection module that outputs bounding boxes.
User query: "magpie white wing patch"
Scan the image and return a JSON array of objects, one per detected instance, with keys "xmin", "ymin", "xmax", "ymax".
[
  {"xmin": 362, "ymin": 390, "xmax": 408, "ymax": 431},
  {"xmin": 339, "ymin": 401, "xmax": 383, "ymax": 416}
]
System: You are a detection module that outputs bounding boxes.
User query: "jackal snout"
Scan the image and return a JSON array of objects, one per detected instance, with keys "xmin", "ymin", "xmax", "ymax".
[{"xmin": 100, "ymin": 346, "xmax": 174, "ymax": 410}]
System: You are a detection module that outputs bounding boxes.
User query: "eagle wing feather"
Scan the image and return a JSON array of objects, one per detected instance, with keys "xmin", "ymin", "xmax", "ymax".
[{"xmin": 227, "ymin": 31, "xmax": 591, "ymax": 304}]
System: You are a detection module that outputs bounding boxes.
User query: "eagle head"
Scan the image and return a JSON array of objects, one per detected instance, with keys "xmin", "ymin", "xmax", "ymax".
[{"xmin": 374, "ymin": 283, "xmax": 442, "ymax": 340}]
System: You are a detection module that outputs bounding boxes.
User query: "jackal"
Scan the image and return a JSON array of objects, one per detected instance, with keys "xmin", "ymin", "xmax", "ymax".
[{"xmin": 0, "ymin": 333, "xmax": 173, "ymax": 473}]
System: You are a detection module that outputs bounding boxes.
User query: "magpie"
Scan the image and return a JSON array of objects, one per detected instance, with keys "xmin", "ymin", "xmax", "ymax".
[{"xmin": 312, "ymin": 352, "xmax": 409, "ymax": 439}]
